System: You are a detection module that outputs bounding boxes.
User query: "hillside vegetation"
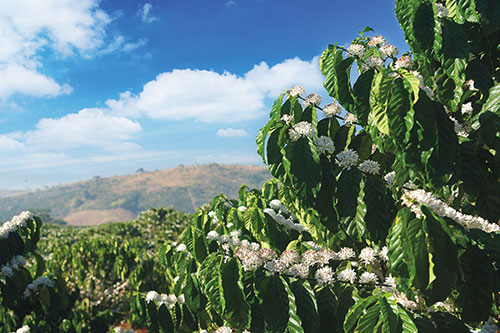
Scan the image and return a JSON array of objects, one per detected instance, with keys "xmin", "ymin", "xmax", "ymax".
[{"xmin": 0, "ymin": 164, "xmax": 270, "ymax": 225}]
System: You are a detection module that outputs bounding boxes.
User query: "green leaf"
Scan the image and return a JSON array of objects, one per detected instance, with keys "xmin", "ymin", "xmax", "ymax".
[
  {"xmin": 221, "ymin": 258, "xmax": 250, "ymax": 328},
  {"xmin": 199, "ymin": 254, "xmax": 225, "ymax": 316},
  {"xmin": 353, "ymin": 70, "xmax": 375, "ymax": 125},
  {"xmin": 483, "ymin": 83, "xmax": 500, "ymax": 114},
  {"xmin": 456, "ymin": 247, "xmax": 493, "ymax": 322},
  {"xmin": 256, "ymin": 275, "xmax": 290, "ymax": 333},
  {"xmin": 379, "ymin": 295, "xmax": 400, "ymax": 333},
  {"xmin": 158, "ymin": 305, "xmax": 175, "ymax": 333},
  {"xmin": 281, "ymin": 277, "xmax": 304, "ymax": 333},
  {"xmin": 290, "ymin": 280, "xmax": 320, "ymax": 333},
  {"xmin": 321, "ymin": 45, "xmax": 355, "ymax": 111},
  {"xmin": 336, "ymin": 168, "xmax": 362, "ymax": 218},
  {"xmin": 284, "ymin": 137, "xmax": 321, "ymax": 201},
  {"xmin": 354, "ymin": 303, "xmax": 380, "ymax": 333},
  {"xmin": 344, "ymin": 296, "xmax": 377, "ymax": 332}
]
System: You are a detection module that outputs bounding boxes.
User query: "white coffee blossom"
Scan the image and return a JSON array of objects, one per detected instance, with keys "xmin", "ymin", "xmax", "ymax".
[
  {"xmin": 361, "ymin": 56, "xmax": 385, "ymax": 72},
  {"xmin": 176, "ymin": 244, "xmax": 187, "ymax": 252},
  {"xmin": 450, "ymin": 116, "xmax": 470, "ymax": 137},
  {"xmin": 0, "ymin": 211, "xmax": 33, "ymax": 239},
  {"xmin": 358, "ymin": 160, "xmax": 380, "ymax": 175},
  {"xmin": 289, "ymin": 263, "xmax": 310, "ymax": 279},
  {"xmin": 237, "ymin": 206, "xmax": 247, "ymax": 212},
  {"xmin": 24, "ymin": 276, "xmax": 56, "ymax": 298},
  {"xmin": 337, "ymin": 247, "xmax": 356, "ymax": 260},
  {"xmin": 410, "ymin": 70, "xmax": 425, "ymax": 86},
  {"xmin": 15, "ymin": 326, "xmax": 30, "ymax": 333},
  {"xmin": 302, "ymin": 250, "xmax": 319, "ymax": 267},
  {"xmin": 323, "ymin": 102, "xmax": 342, "ymax": 117},
  {"xmin": 235, "ymin": 247, "xmax": 264, "ymax": 271},
  {"xmin": 435, "ymin": 3, "xmax": 449, "ymax": 18},
  {"xmin": 259, "ymin": 248, "xmax": 277, "ymax": 261},
  {"xmin": 344, "ymin": 113, "xmax": 358, "ymax": 125},
  {"xmin": 368, "ymin": 35, "xmax": 387, "ymax": 47},
  {"xmin": 207, "ymin": 230, "xmax": 219, "ymax": 241},
  {"xmin": 385, "ymin": 274, "xmax": 397, "ymax": 288},
  {"xmin": 146, "ymin": 291, "xmax": 160, "ymax": 303},
  {"xmin": 394, "ymin": 55, "xmax": 414, "ymax": 69},
  {"xmin": 269, "ymin": 199, "xmax": 282, "ymax": 210},
  {"xmin": 359, "ymin": 272, "xmax": 378, "ymax": 284},
  {"xmin": 281, "ymin": 114, "xmax": 292, "ymax": 123},
  {"xmin": 315, "ymin": 266, "xmax": 335, "ymax": 286},
  {"xmin": 280, "ymin": 249, "xmax": 300, "ymax": 266},
  {"xmin": 379, "ymin": 246, "xmax": 389, "ymax": 262},
  {"xmin": 264, "ymin": 259, "xmax": 288, "ymax": 274},
  {"xmin": 379, "ymin": 44, "xmax": 399, "ymax": 57},
  {"xmin": 465, "ymin": 80, "xmax": 477, "ymax": 91},
  {"xmin": 288, "ymin": 85, "xmax": 305, "ymax": 97},
  {"xmin": 346, "ymin": 44, "xmax": 365, "ymax": 57},
  {"xmin": 218, "ymin": 235, "xmax": 230, "ymax": 244},
  {"xmin": 1, "ymin": 265, "xmax": 13, "ymax": 277},
  {"xmin": 461, "ymin": 102, "xmax": 473, "ymax": 115},
  {"xmin": 316, "ymin": 249, "xmax": 337, "ymax": 266},
  {"xmin": 384, "ymin": 171, "xmax": 396, "ymax": 189},
  {"xmin": 337, "ymin": 268, "xmax": 357, "ymax": 284},
  {"xmin": 289, "ymin": 121, "xmax": 314, "ymax": 141},
  {"xmin": 335, "ymin": 149, "xmax": 359, "ymax": 168},
  {"xmin": 215, "ymin": 327, "xmax": 233, "ymax": 333},
  {"xmin": 303, "ymin": 93, "xmax": 322, "ymax": 107},
  {"xmin": 402, "ymin": 189, "xmax": 500, "ymax": 233},
  {"xmin": 314, "ymin": 136, "xmax": 335, "ymax": 155},
  {"xmin": 359, "ymin": 247, "xmax": 378, "ymax": 265}
]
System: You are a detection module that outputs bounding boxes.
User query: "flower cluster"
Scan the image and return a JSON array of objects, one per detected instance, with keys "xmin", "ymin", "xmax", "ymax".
[
  {"xmin": 322, "ymin": 102, "xmax": 342, "ymax": 117},
  {"xmin": 346, "ymin": 44, "xmax": 365, "ymax": 58},
  {"xmin": 358, "ymin": 159, "xmax": 381, "ymax": 175},
  {"xmin": 264, "ymin": 199, "xmax": 308, "ymax": 233},
  {"xmin": 402, "ymin": 189, "xmax": 500, "ymax": 233},
  {"xmin": 461, "ymin": 102, "xmax": 473, "ymax": 115},
  {"xmin": 14, "ymin": 326, "xmax": 30, "ymax": 333},
  {"xmin": 145, "ymin": 290, "xmax": 185, "ymax": 309},
  {"xmin": 303, "ymin": 93, "xmax": 322, "ymax": 107},
  {"xmin": 344, "ymin": 113, "xmax": 358, "ymax": 124},
  {"xmin": 281, "ymin": 114, "xmax": 292, "ymax": 123},
  {"xmin": 23, "ymin": 276, "xmax": 56, "ymax": 298},
  {"xmin": 314, "ymin": 136, "xmax": 335, "ymax": 155},
  {"xmin": 0, "ymin": 211, "xmax": 33, "ymax": 239},
  {"xmin": 335, "ymin": 149, "xmax": 359, "ymax": 168},
  {"xmin": 360, "ymin": 56, "xmax": 384, "ymax": 72},
  {"xmin": 289, "ymin": 121, "xmax": 314, "ymax": 141},
  {"xmin": 208, "ymin": 211, "xmax": 220, "ymax": 226},
  {"xmin": 379, "ymin": 44, "xmax": 398, "ymax": 57},
  {"xmin": 435, "ymin": 3, "xmax": 449, "ymax": 18},
  {"xmin": 115, "ymin": 327, "xmax": 134, "ymax": 333},
  {"xmin": 0, "ymin": 255, "xmax": 26, "ymax": 278},
  {"xmin": 235, "ymin": 241, "xmax": 389, "ymax": 288},
  {"xmin": 288, "ymin": 85, "xmax": 305, "ymax": 97},
  {"xmin": 394, "ymin": 55, "xmax": 414, "ymax": 69},
  {"xmin": 368, "ymin": 35, "xmax": 387, "ymax": 47}
]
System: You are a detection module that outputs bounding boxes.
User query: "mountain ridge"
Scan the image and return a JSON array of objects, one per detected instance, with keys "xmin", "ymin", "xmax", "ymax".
[{"xmin": 0, "ymin": 163, "xmax": 271, "ymax": 225}]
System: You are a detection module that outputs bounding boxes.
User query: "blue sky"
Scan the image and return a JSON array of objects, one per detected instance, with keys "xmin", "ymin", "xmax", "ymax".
[{"xmin": 0, "ymin": 0, "xmax": 407, "ymax": 189}]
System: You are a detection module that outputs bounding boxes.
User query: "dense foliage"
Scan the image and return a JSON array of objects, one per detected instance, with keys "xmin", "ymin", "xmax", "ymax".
[
  {"xmin": 2, "ymin": 0, "xmax": 500, "ymax": 332},
  {"xmin": 129, "ymin": 0, "xmax": 500, "ymax": 332}
]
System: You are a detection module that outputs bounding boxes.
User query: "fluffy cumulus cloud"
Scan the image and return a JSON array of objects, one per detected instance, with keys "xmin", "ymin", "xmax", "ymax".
[
  {"xmin": 0, "ymin": 0, "xmax": 145, "ymax": 100},
  {"xmin": 106, "ymin": 56, "xmax": 324, "ymax": 123},
  {"xmin": 216, "ymin": 128, "xmax": 249, "ymax": 138},
  {"xmin": 24, "ymin": 108, "xmax": 142, "ymax": 151}
]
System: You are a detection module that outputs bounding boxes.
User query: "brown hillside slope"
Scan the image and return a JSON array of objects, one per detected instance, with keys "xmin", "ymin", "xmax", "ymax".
[{"xmin": 0, "ymin": 164, "xmax": 271, "ymax": 225}]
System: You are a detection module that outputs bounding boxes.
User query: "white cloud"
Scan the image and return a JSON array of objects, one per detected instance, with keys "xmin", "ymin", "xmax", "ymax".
[
  {"xmin": 216, "ymin": 128, "xmax": 249, "ymax": 138},
  {"xmin": 0, "ymin": 135, "xmax": 24, "ymax": 151},
  {"xmin": 0, "ymin": 64, "xmax": 72, "ymax": 100},
  {"xmin": 225, "ymin": 1, "xmax": 236, "ymax": 8},
  {"xmin": 106, "ymin": 56, "xmax": 324, "ymax": 123},
  {"xmin": 0, "ymin": 0, "xmax": 145, "ymax": 100},
  {"xmin": 25, "ymin": 108, "xmax": 142, "ymax": 151},
  {"xmin": 139, "ymin": 3, "xmax": 159, "ymax": 23}
]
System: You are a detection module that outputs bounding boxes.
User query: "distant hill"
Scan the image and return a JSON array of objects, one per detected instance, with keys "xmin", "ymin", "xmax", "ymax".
[{"xmin": 0, "ymin": 164, "xmax": 271, "ymax": 226}]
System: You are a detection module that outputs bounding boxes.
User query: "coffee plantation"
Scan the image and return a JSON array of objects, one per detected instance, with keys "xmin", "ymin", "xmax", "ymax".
[{"xmin": 1, "ymin": 0, "xmax": 500, "ymax": 332}]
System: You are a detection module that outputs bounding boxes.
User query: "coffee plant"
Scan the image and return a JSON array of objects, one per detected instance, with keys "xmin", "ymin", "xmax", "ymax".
[{"xmin": 131, "ymin": 0, "xmax": 500, "ymax": 332}]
